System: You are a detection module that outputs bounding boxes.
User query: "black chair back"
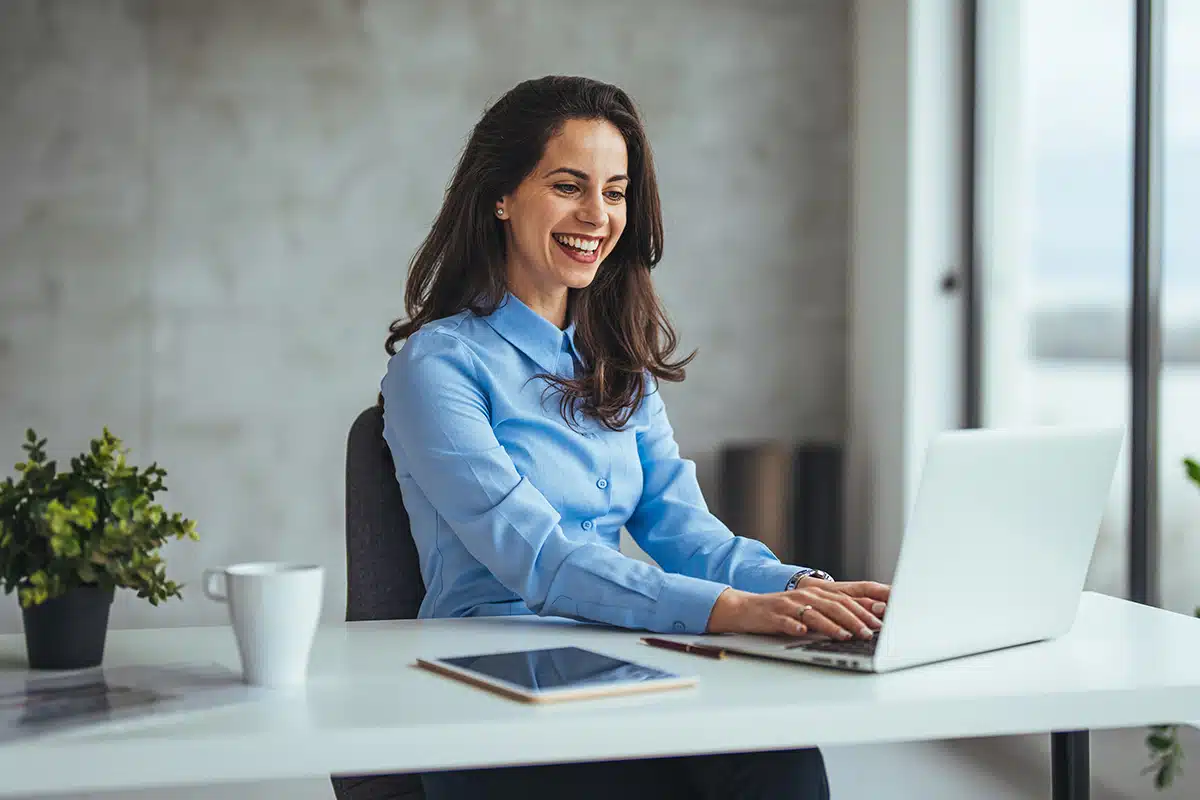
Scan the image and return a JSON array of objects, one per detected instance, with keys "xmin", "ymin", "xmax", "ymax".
[
  {"xmin": 344, "ymin": 405, "xmax": 425, "ymax": 621},
  {"xmin": 332, "ymin": 405, "xmax": 427, "ymax": 800}
]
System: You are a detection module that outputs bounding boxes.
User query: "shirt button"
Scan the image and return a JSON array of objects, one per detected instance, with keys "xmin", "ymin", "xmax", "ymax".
[
  {"xmin": 596, "ymin": 478, "xmax": 608, "ymax": 490},
  {"xmin": 581, "ymin": 520, "xmax": 594, "ymax": 531},
  {"xmin": 673, "ymin": 621, "xmax": 686, "ymax": 632}
]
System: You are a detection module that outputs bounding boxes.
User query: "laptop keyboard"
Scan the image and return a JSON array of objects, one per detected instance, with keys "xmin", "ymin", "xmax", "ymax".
[{"xmin": 787, "ymin": 636, "xmax": 878, "ymax": 656}]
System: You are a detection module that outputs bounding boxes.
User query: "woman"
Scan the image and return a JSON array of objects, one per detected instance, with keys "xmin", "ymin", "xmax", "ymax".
[{"xmin": 381, "ymin": 75, "xmax": 889, "ymax": 800}]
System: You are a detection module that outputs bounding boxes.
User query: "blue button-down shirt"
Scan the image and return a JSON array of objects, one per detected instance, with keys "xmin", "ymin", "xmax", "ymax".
[{"xmin": 380, "ymin": 293, "xmax": 809, "ymax": 634}]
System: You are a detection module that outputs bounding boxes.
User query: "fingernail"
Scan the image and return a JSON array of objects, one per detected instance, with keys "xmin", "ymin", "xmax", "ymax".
[
  {"xmin": 873, "ymin": 603, "xmax": 886, "ymax": 615},
  {"xmin": 838, "ymin": 629, "xmax": 852, "ymax": 640},
  {"xmin": 860, "ymin": 628, "xmax": 873, "ymax": 639}
]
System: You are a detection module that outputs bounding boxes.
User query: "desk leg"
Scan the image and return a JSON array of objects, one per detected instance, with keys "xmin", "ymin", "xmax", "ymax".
[{"xmin": 1051, "ymin": 730, "xmax": 1089, "ymax": 800}]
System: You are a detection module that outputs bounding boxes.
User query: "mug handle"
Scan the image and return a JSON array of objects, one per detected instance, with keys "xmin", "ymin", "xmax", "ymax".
[{"xmin": 202, "ymin": 569, "xmax": 228, "ymax": 603}]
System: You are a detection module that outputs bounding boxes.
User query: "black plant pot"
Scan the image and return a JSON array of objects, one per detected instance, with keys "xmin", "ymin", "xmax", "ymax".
[{"xmin": 21, "ymin": 585, "xmax": 115, "ymax": 670}]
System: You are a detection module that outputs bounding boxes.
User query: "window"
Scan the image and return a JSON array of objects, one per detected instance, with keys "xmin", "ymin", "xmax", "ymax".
[
  {"xmin": 977, "ymin": 0, "xmax": 1135, "ymax": 597},
  {"xmin": 1159, "ymin": 0, "xmax": 1200, "ymax": 615}
]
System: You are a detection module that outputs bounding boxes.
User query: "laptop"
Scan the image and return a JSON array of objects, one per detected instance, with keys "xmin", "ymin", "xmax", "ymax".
[{"xmin": 699, "ymin": 427, "xmax": 1124, "ymax": 673}]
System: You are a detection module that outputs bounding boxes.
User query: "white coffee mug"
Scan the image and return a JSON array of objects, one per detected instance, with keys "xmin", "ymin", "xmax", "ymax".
[{"xmin": 202, "ymin": 562, "xmax": 324, "ymax": 688}]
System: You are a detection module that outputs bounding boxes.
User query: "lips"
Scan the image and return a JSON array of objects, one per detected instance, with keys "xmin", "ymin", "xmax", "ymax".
[
  {"xmin": 552, "ymin": 233, "xmax": 604, "ymax": 264},
  {"xmin": 552, "ymin": 233, "xmax": 603, "ymax": 253}
]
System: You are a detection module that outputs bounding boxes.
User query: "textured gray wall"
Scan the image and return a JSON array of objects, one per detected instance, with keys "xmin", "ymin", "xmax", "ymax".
[{"xmin": 0, "ymin": 0, "xmax": 849, "ymax": 634}]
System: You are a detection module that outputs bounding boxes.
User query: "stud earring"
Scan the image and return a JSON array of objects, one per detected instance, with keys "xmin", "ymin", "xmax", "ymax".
[{"xmin": 496, "ymin": 208, "xmax": 505, "ymax": 217}]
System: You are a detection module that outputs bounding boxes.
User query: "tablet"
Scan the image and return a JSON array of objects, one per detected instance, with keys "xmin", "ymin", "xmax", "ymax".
[{"xmin": 415, "ymin": 646, "xmax": 698, "ymax": 704}]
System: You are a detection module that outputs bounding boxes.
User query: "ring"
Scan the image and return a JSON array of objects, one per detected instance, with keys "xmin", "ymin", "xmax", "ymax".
[{"xmin": 798, "ymin": 604, "xmax": 813, "ymax": 622}]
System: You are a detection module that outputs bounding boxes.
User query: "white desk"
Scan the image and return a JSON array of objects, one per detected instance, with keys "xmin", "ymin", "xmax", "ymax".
[{"xmin": 0, "ymin": 591, "xmax": 1198, "ymax": 799}]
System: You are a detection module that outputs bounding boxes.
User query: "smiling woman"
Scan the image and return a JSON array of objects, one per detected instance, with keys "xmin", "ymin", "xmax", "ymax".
[
  {"xmin": 496, "ymin": 120, "xmax": 629, "ymax": 321},
  {"xmin": 386, "ymin": 76, "xmax": 682, "ymax": 431},
  {"xmin": 374, "ymin": 75, "xmax": 871, "ymax": 800}
]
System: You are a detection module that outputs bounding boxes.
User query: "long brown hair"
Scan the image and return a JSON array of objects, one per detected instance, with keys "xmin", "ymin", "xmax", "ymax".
[{"xmin": 385, "ymin": 75, "xmax": 693, "ymax": 430}]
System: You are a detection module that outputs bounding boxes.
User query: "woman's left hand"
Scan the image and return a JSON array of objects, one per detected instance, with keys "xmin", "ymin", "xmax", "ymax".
[{"xmin": 786, "ymin": 578, "xmax": 892, "ymax": 641}]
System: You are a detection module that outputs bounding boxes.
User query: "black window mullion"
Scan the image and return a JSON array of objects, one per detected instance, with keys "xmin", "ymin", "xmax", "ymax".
[
  {"xmin": 963, "ymin": 0, "xmax": 982, "ymax": 431},
  {"xmin": 1129, "ymin": 0, "xmax": 1165, "ymax": 607}
]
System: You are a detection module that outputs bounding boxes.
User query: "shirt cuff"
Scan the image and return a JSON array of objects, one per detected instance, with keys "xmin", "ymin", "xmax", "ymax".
[
  {"xmin": 653, "ymin": 573, "xmax": 730, "ymax": 634},
  {"xmin": 738, "ymin": 563, "xmax": 814, "ymax": 595}
]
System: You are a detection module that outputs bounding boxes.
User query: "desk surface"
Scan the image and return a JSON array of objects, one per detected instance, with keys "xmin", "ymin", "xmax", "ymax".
[{"xmin": 0, "ymin": 591, "xmax": 1198, "ymax": 796}]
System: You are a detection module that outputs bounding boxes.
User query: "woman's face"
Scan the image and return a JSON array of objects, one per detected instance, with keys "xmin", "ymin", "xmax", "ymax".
[{"xmin": 498, "ymin": 117, "xmax": 629, "ymax": 297}]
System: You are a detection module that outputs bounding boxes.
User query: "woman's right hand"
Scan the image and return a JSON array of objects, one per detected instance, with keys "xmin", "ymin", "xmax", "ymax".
[{"xmin": 705, "ymin": 585, "xmax": 885, "ymax": 640}]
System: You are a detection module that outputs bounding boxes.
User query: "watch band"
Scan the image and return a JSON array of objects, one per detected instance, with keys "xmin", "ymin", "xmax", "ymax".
[{"xmin": 785, "ymin": 568, "xmax": 834, "ymax": 592}]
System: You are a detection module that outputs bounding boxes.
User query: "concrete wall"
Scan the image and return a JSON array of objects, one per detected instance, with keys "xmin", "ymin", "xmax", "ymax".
[{"xmin": 0, "ymin": 0, "xmax": 850, "ymax": 634}]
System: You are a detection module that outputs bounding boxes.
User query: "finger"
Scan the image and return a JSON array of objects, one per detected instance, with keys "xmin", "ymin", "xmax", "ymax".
[
  {"xmin": 853, "ymin": 596, "xmax": 888, "ymax": 617},
  {"xmin": 832, "ymin": 583, "xmax": 890, "ymax": 617},
  {"xmin": 775, "ymin": 613, "xmax": 807, "ymax": 637},
  {"xmin": 807, "ymin": 592, "xmax": 877, "ymax": 639},
  {"xmin": 839, "ymin": 581, "xmax": 891, "ymax": 602},
  {"xmin": 783, "ymin": 593, "xmax": 854, "ymax": 640},
  {"xmin": 768, "ymin": 601, "xmax": 808, "ymax": 637},
  {"xmin": 793, "ymin": 604, "xmax": 852, "ymax": 641},
  {"xmin": 813, "ymin": 588, "xmax": 883, "ymax": 631}
]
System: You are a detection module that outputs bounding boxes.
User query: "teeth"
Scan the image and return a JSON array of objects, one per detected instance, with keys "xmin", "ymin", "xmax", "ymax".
[{"xmin": 555, "ymin": 234, "xmax": 599, "ymax": 253}]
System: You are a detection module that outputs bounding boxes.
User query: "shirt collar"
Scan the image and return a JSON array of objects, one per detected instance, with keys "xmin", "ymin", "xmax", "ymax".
[
  {"xmin": 564, "ymin": 319, "xmax": 586, "ymax": 366},
  {"xmin": 483, "ymin": 293, "xmax": 582, "ymax": 373}
]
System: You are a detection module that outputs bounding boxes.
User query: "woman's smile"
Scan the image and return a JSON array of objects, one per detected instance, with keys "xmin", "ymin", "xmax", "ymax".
[{"xmin": 552, "ymin": 233, "xmax": 604, "ymax": 264}]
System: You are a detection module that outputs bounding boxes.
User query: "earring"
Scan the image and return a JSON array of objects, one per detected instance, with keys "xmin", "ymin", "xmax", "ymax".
[{"xmin": 496, "ymin": 208, "xmax": 505, "ymax": 217}]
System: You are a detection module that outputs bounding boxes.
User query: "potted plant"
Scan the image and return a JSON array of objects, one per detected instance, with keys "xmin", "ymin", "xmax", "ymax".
[
  {"xmin": 1143, "ymin": 456, "xmax": 1200, "ymax": 790},
  {"xmin": 0, "ymin": 428, "xmax": 198, "ymax": 670}
]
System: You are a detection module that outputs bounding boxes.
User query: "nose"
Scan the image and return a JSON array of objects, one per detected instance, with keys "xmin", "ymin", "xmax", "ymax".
[{"xmin": 575, "ymin": 189, "xmax": 607, "ymax": 228}]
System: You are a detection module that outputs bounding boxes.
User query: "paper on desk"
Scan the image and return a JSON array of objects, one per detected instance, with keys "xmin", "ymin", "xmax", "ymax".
[{"xmin": 0, "ymin": 663, "xmax": 256, "ymax": 744}]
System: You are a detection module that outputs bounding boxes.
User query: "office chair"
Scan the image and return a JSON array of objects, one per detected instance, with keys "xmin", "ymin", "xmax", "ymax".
[{"xmin": 330, "ymin": 405, "xmax": 427, "ymax": 800}]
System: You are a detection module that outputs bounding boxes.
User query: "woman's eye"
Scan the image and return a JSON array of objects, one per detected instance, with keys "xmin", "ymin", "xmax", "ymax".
[
  {"xmin": 605, "ymin": 190, "xmax": 626, "ymax": 202},
  {"xmin": 554, "ymin": 183, "xmax": 580, "ymax": 195}
]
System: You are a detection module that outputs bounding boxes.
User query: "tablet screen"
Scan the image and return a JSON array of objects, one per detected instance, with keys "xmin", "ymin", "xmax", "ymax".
[{"xmin": 437, "ymin": 646, "xmax": 682, "ymax": 693}]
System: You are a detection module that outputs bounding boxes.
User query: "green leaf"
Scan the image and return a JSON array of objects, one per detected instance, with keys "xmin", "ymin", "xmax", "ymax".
[
  {"xmin": 2, "ymin": 427, "xmax": 197, "ymax": 610},
  {"xmin": 1159, "ymin": 756, "xmax": 1181, "ymax": 789},
  {"xmin": 1148, "ymin": 732, "xmax": 1174, "ymax": 751},
  {"xmin": 1186, "ymin": 457, "xmax": 1200, "ymax": 487}
]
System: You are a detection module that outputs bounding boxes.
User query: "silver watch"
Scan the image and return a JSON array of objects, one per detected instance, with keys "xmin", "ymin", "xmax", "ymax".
[{"xmin": 785, "ymin": 568, "xmax": 834, "ymax": 592}]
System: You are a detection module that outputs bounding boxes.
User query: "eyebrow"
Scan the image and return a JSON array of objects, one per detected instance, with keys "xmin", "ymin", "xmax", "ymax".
[{"xmin": 543, "ymin": 167, "xmax": 629, "ymax": 184}]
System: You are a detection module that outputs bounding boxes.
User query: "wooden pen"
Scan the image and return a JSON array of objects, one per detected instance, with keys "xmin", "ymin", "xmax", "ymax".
[{"xmin": 640, "ymin": 637, "xmax": 727, "ymax": 659}]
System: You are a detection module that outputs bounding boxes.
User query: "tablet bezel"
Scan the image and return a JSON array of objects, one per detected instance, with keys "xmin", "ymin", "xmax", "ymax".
[{"xmin": 414, "ymin": 647, "xmax": 699, "ymax": 704}]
